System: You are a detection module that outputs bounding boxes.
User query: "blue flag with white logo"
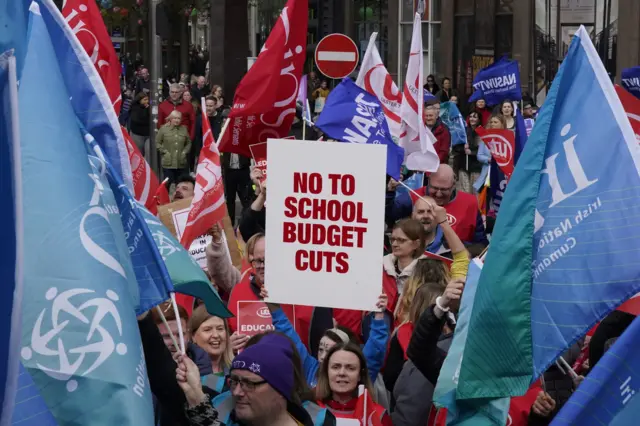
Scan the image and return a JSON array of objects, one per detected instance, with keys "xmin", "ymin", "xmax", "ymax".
[
  {"xmin": 439, "ymin": 101, "xmax": 467, "ymax": 146},
  {"xmin": 456, "ymin": 25, "xmax": 640, "ymax": 401},
  {"xmin": 469, "ymin": 57, "xmax": 521, "ymax": 106},
  {"xmin": 36, "ymin": 0, "xmax": 133, "ymax": 191},
  {"xmin": 14, "ymin": 4, "xmax": 153, "ymax": 424},
  {"xmin": 621, "ymin": 66, "xmax": 640, "ymax": 99},
  {"xmin": 84, "ymin": 133, "xmax": 175, "ymax": 315},
  {"xmin": 550, "ymin": 315, "xmax": 640, "ymax": 425},
  {"xmin": 315, "ymin": 78, "xmax": 405, "ymax": 180}
]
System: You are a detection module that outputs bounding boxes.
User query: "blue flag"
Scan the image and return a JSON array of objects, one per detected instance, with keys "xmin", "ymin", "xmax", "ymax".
[
  {"xmin": 0, "ymin": 49, "xmax": 23, "ymax": 425},
  {"xmin": 15, "ymin": 4, "xmax": 153, "ymax": 424},
  {"xmin": 85, "ymin": 133, "xmax": 175, "ymax": 315},
  {"xmin": 37, "ymin": 0, "xmax": 133, "ymax": 191},
  {"xmin": 550, "ymin": 315, "xmax": 640, "ymax": 425},
  {"xmin": 469, "ymin": 57, "xmax": 521, "ymax": 105},
  {"xmin": 621, "ymin": 66, "xmax": 640, "ymax": 99},
  {"xmin": 395, "ymin": 172, "xmax": 424, "ymax": 200},
  {"xmin": 424, "ymin": 88, "xmax": 437, "ymax": 104},
  {"xmin": 456, "ymin": 25, "xmax": 640, "ymax": 400},
  {"xmin": 315, "ymin": 78, "xmax": 405, "ymax": 180},
  {"xmin": 439, "ymin": 102, "xmax": 467, "ymax": 146}
]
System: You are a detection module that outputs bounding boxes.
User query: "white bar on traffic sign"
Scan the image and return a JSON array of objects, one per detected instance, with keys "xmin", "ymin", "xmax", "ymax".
[{"xmin": 317, "ymin": 51, "xmax": 357, "ymax": 62}]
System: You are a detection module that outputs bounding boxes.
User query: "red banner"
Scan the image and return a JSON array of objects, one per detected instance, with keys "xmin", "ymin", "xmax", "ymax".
[
  {"xmin": 122, "ymin": 127, "xmax": 162, "ymax": 214},
  {"xmin": 180, "ymin": 108, "xmax": 227, "ymax": 248},
  {"xmin": 476, "ymin": 126, "xmax": 516, "ymax": 179},
  {"xmin": 249, "ymin": 142, "xmax": 268, "ymax": 182},
  {"xmin": 616, "ymin": 84, "xmax": 640, "ymax": 143},
  {"xmin": 62, "ymin": 0, "xmax": 122, "ymax": 115},
  {"xmin": 218, "ymin": 0, "xmax": 308, "ymax": 158},
  {"xmin": 237, "ymin": 301, "xmax": 277, "ymax": 337}
]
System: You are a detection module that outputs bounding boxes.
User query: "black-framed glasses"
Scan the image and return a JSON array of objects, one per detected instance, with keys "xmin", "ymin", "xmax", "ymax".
[
  {"xmin": 251, "ymin": 258, "xmax": 265, "ymax": 267},
  {"xmin": 227, "ymin": 376, "xmax": 267, "ymax": 392},
  {"xmin": 429, "ymin": 184, "xmax": 454, "ymax": 194}
]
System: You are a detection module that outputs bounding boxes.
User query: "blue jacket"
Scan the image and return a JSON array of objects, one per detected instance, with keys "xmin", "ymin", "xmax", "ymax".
[{"xmin": 271, "ymin": 308, "xmax": 389, "ymax": 388}]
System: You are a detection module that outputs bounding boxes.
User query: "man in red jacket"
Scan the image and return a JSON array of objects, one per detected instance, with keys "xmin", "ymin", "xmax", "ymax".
[
  {"xmin": 424, "ymin": 106, "xmax": 451, "ymax": 164},
  {"xmin": 157, "ymin": 83, "xmax": 196, "ymax": 140}
]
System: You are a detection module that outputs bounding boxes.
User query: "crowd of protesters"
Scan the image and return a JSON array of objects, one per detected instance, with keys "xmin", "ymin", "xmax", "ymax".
[{"xmin": 126, "ymin": 69, "xmax": 632, "ymax": 426}]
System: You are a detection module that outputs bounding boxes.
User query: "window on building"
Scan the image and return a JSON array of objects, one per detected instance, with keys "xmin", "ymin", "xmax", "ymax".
[
  {"xmin": 398, "ymin": 0, "xmax": 442, "ymax": 86},
  {"xmin": 354, "ymin": 0, "xmax": 389, "ymax": 66}
]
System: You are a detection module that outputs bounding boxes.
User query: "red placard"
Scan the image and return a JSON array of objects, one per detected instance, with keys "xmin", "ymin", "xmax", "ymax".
[
  {"xmin": 237, "ymin": 301, "xmax": 276, "ymax": 337},
  {"xmin": 315, "ymin": 34, "xmax": 359, "ymax": 79},
  {"xmin": 249, "ymin": 142, "xmax": 268, "ymax": 182}
]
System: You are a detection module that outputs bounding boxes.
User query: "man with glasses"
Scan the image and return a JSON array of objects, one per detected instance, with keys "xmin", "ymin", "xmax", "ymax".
[
  {"xmin": 157, "ymin": 83, "xmax": 196, "ymax": 141},
  {"xmin": 390, "ymin": 164, "xmax": 488, "ymax": 247}
]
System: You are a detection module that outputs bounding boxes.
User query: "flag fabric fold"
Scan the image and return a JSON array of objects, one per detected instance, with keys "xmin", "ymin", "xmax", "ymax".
[
  {"xmin": 616, "ymin": 84, "xmax": 640, "ymax": 142},
  {"xmin": 550, "ymin": 314, "xmax": 640, "ymax": 425},
  {"xmin": 180, "ymin": 101, "xmax": 227, "ymax": 249},
  {"xmin": 314, "ymin": 78, "xmax": 404, "ymax": 180},
  {"xmin": 218, "ymin": 0, "xmax": 308, "ymax": 157},
  {"xmin": 61, "ymin": 0, "xmax": 122, "ymax": 115},
  {"xmin": 468, "ymin": 57, "xmax": 521, "ymax": 105},
  {"xmin": 356, "ymin": 32, "xmax": 402, "ymax": 140},
  {"xmin": 398, "ymin": 13, "xmax": 439, "ymax": 172},
  {"xmin": 439, "ymin": 101, "xmax": 467, "ymax": 147},
  {"xmin": 456, "ymin": 26, "xmax": 640, "ymax": 403},
  {"xmin": 17, "ymin": 4, "xmax": 153, "ymax": 423},
  {"xmin": 38, "ymin": 0, "xmax": 132, "ymax": 190},
  {"xmin": 123, "ymin": 126, "xmax": 163, "ymax": 214}
]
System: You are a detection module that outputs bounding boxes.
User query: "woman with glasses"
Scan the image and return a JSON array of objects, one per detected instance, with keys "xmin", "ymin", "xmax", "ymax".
[
  {"xmin": 424, "ymin": 74, "xmax": 440, "ymax": 95},
  {"xmin": 315, "ymin": 342, "xmax": 392, "ymax": 425},
  {"xmin": 382, "ymin": 219, "xmax": 428, "ymax": 316}
]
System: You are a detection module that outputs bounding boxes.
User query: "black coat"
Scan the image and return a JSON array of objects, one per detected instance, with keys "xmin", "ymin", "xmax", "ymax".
[
  {"xmin": 406, "ymin": 305, "xmax": 448, "ymax": 384},
  {"xmin": 130, "ymin": 102, "xmax": 151, "ymax": 137}
]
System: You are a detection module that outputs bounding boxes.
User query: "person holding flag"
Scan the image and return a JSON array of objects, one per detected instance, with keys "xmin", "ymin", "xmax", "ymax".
[{"xmin": 452, "ymin": 110, "xmax": 484, "ymax": 193}]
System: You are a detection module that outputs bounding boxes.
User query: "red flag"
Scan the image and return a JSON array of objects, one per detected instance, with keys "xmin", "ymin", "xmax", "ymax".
[
  {"xmin": 154, "ymin": 179, "xmax": 171, "ymax": 207},
  {"xmin": 218, "ymin": 0, "xmax": 308, "ymax": 158},
  {"xmin": 353, "ymin": 389, "xmax": 384, "ymax": 426},
  {"xmin": 475, "ymin": 126, "xmax": 516, "ymax": 179},
  {"xmin": 180, "ymin": 109, "xmax": 227, "ymax": 248},
  {"xmin": 122, "ymin": 127, "xmax": 162, "ymax": 214},
  {"xmin": 616, "ymin": 84, "xmax": 640, "ymax": 143},
  {"xmin": 62, "ymin": 0, "xmax": 123, "ymax": 115},
  {"xmin": 618, "ymin": 293, "xmax": 640, "ymax": 315}
]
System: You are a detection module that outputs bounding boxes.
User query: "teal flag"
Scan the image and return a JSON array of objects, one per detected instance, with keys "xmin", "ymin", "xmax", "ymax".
[
  {"xmin": 433, "ymin": 259, "xmax": 509, "ymax": 425},
  {"xmin": 140, "ymin": 207, "xmax": 232, "ymax": 319},
  {"xmin": 16, "ymin": 3, "xmax": 153, "ymax": 423},
  {"xmin": 456, "ymin": 25, "xmax": 640, "ymax": 402}
]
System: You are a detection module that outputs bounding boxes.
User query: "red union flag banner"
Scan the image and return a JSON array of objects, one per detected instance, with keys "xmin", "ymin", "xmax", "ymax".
[
  {"xmin": 62, "ymin": 0, "xmax": 123, "ymax": 115},
  {"xmin": 122, "ymin": 127, "xmax": 162, "ymax": 214},
  {"xmin": 476, "ymin": 126, "xmax": 516, "ymax": 179},
  {"xmin": 616, "ymin": 84, "xmax": 640, "ymax": 143},
  {"xmin": 237, "ymin": 301, "xmax": 278, "ymax": 337},
  {"xmin": 356, "ymin": 32, "xmax": 402, "ymax": 140},
  {"xmin": 218, "ymin": 0, "xmax": 308, "ymax": 158},
  {"xmin": 180, "ymin": 107, "xmax": 227, "ymax": 248}
]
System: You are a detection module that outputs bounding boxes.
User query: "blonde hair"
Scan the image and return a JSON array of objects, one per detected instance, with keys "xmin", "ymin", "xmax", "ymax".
[
  {"xmin": 245, "ymin": 232, "xmax": 265, "ymax": 262},
  {"xmin": 315, "ymin": 342, "xmax": 376, "ymax": 402},
  {"xmin": 395, "ymin": 258, "xmax": 450, "ymax": 324},
  {"xmin": 189, "ymin": 305, "xmax": 233, "ymax": 371},
  {"xmin": 165, "ymin": 110, "xmax": 182, "ymax": 127}
]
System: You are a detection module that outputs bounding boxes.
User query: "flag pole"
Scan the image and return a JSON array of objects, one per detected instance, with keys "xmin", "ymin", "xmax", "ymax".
[
  {"xmin": 170, "ymin": 292, "xmax": 186, "ymax": 353},
  {"xmin": 397, "ymin": 178, "xmax": 433, "ymax": 205},
  {"xmin": 302, "ymin": 116, "xmax": 307, "ymax": 140},
  {"xmin": 215, "ymin": 118, "xmax": 231, "ymax": 149}
]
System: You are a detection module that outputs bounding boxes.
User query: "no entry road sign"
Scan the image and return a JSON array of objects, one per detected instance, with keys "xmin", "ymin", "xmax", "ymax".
[{"xmin": 315, "ymin": 34, "xmax": 359, "ymax": 79}]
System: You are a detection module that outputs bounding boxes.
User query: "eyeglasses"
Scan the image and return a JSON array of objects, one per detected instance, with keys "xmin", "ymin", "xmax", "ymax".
[
  {"xmin": 227, "ymin": 376, "xmax": 267, "ymax": 392},
  {"xmin": 390, "ymin": 237, "xmax": 411, "ymax": 244},
  {"xmin": 251, "ymin": 258, "xmax": 265, "ymax": 267},
  {"xmin": 429, "ymin": 184, "xmax": 454, "ymax": 194}
]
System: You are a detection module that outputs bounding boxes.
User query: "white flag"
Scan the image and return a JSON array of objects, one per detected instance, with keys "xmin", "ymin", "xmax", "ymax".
[
  {"xmin": 356, "ymin": 32, "xmax": 402, "ymax": 140},
  {"xmin": 399, "ymin": 13, "xmax": 439, "ymax": 172}
]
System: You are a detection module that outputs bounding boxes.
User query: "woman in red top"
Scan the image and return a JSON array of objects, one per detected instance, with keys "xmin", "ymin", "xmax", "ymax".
[{"xmin": 316, "ymin": 342, "xmax": 392, "ymax": 425}]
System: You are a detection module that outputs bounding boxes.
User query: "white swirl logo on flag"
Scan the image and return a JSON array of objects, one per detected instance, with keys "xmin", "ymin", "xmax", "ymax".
[
  {"xmin": 21, "ymin": 287, "xmax": 127, "ymax": 393},
  {"xmin": 486, "ymin": 135, "xmax": 514, "ymax": 168}
]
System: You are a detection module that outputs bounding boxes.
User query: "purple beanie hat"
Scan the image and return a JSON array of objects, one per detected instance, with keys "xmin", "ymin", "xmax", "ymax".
[{"xmin": 231, "ymin": 334, "xmax": 294, "ymax": 400}]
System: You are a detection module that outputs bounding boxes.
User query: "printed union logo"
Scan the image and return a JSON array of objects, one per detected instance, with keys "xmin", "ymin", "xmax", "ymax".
[
  {"xmin": 486, "ymin": 135, "xmax": 513, "ymax": 167},
  {"xmin": 21, "ymin": 287, "xmax": 127, "ymax": 393},
  {"xmin": 447, "ymin": 214, "xmax": 457, "ymax": 226},
  {"xmin": 257, "ymin": 307, "xmax": 272, "ymax": 319}
]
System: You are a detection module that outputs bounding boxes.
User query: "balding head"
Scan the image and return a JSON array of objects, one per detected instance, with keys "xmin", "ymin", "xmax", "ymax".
[
  {"xmin": 428, "ymin": 164, "xmax": 455, "ymax": 206},
  {"xmin": 412, "ymin": 196, "xmax": 437, "ymax": 234},
  {"xmin": 197, "ymin": 76, "xmax": 206, "ymax": 87}
]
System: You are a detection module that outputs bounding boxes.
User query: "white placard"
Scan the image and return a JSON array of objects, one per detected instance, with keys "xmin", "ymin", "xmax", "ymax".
[
  {"xmin": 265, "ymin": 139, "xmax": 386, "ymax": 311},
  {"xmin": 171, "ymin": 207, "xmax": 231, "ymax": 271}
]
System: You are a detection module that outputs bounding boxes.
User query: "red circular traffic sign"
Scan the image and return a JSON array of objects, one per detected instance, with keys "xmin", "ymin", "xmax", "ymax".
[{"xmin": 314, "ymin": 34, "xmax": 359, "ymax": 79}]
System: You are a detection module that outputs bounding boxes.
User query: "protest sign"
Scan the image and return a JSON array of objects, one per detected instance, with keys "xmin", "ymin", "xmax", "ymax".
[
  {"xmin": 265, "ymin": 140, "xmax": 386, "ymax": 311},
  {"xmin": 249, "ymin": 142, "xmax": 267, "ymax": 181},
  {"xmin": 236, "ymin": 301, "xmax": 277, "ymax": 336},
  {"xmin": 158, "ymin": 198, "xmax": 243, "ymax": 269}
]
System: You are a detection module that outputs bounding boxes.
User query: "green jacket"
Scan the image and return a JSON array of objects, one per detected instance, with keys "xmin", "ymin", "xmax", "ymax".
[{"xmin": 157, "ymin": 124, "xmax": 191, "ymax": 169}]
